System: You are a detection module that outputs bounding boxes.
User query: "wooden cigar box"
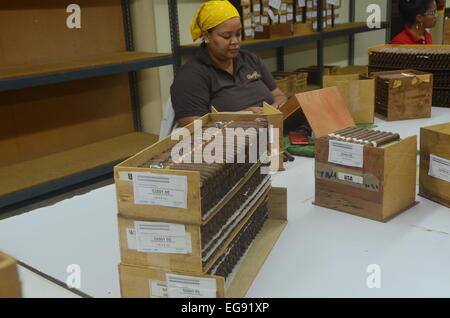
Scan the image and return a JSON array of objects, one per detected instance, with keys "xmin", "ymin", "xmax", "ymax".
[
  {"xmin": 419, "ymin": 123, "xmax": 450, "ymax": 207},
  {"xmin": 281, "ymin": 87, "xmax": 418, "ymax": 221}
]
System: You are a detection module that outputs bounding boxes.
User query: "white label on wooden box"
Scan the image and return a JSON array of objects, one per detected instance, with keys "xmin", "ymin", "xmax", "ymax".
[
  {"xmin": 328, "ymin": 140, "xmax": 364, "ymax": 168},
  {"xmin": 280, "ymin": 3, "xmax": 287, "ymax": 11},
  {"xmin": 338, "ymin": 172, "xmax": 364, "ymax": 184},
  {"xmin": 261, "ymin": 16, "xmax": 269, "ymax": 24},
  {"xmin": 327, "ymin": 0, "xmax": 340, "ymax": 5},
  {"xmin": 298, "ymin": 0, "xmax": 306, "ymax": 7},
  {"xmin": 244, "ymin": 28, "xmax": 255, "ymax": 37},
  {"xmin": 244, "ymin": 18, "xmax": 252, "ymax": 28},
  {"xmin": 287, "ymin": 4, "xmax": 294, "ymax": 12},
  {"xmin": 166, "ymin": 274, "xmax": 217, "ymax": 298},
  {"xmin": 132, "ymin": 172, "xmax": 187, "ymax": 208},
  {"xmin": 280, "ymin": 15, "xmax": 287, "ymax": 23},
  {"xmin": 429, "ymin": 154, "xmax": 450, "ymax": 183},
  {"xmin": 134, "ymin": 221, "xmax": 188, "ymax": 254},
  {"xmin": 269, "ymin": 0, "xmax": 281, "ymax": 10},
  {"xmin": 287, "ymin": 13, "xmax": 293, "ymax": 21},
  {"xmin": 150, "ymin": 280, "xmax": 168, "ymax": 298}
]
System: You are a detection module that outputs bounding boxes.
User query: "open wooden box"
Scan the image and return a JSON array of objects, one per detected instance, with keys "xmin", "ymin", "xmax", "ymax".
[
  {"xmin": 119, "ymin": 187, "xmax": 287, "ymax": 298},
  {"xmin": 282, "ymin": 87, "xmax": 417, "ymax": 221},
  {"xmin": 0, "ymin": 252, "xmax": 22, "ymax": 298},
  {"xmin": 419, "ymin": 123, "xmax": 450, "ymax": 207},
  {"xmin": 323, "ymin": 73, "xmax": 375, "ymax": 124}
]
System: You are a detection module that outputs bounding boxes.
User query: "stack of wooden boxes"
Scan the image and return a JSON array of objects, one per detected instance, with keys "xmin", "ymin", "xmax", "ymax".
[
  {"xmin": 368, "ymin": 44, "xmax": 450, "ymax": 108},
  {"xmin": 0, "ymin": 252, "xmax": 22, "ymax": 298},
  {"xmin": 371, "ymin": 69, "xmax": 433, "ymax": 121},
  {"xmin": 115, "ymin": 112, "xmax": 287, "ymax": 298}
]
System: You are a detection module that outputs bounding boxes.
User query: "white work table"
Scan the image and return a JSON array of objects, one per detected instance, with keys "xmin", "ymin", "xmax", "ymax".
[{"xmin": 1, "ymin": 107, "xmax": 449, "ymax": 298}]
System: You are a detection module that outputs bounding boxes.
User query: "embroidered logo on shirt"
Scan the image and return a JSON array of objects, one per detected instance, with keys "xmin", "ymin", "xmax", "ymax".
[{"xmin": 247, "ymin": 71, "xmax": 262, "ymax": 80}]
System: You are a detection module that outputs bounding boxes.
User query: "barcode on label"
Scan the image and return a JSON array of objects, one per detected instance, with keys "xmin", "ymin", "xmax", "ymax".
[
  {"xmin": 134, "ymin": 221, "xmax": 188, "ymax": 254},
  {"xmin": 150, "ymin": 280, "xmax": 168, "ymax": 298},
  {"xmin": 132, "ymin": 172, "xmax": 187, "ymax": 208},
  {"xmin": 166, "ymin": 274, "xmax": 217, "ymax": 298}
]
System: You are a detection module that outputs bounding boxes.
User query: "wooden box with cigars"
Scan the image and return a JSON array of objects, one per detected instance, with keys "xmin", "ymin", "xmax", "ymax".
[
  {"xmin": 115, "ymin": 109, "xmax": 284, "ymax": 275},
  {"xmin": 119, "ymin": 187, "xmax": 288, "ymax": 298},
  {"xmin": 419, "ymin": 123, "xmax": 450, "ymax": 207},
  {"xmin": 0, "ymin": 252, "xmax": 22, "ymax": 298},
  {"xmin": 371, "ymin": 69, "xmax": 433, "ymax": 121},
  {"xmin": 282, "ymin": 87, "xmax": 417, "ymax": 221},
  {"xmin": 115, "ymin": 107, "xmax": 283, "ymax": 225}
]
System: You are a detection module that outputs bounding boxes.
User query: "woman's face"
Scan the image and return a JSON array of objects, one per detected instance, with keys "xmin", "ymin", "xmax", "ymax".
[
  {"xmin": 418, "ymin": 1, "xmax": 438, "ymax": 29},
  {"xmin": 204, "ymin": 17, "xmax": 241, "ymax": 61}
]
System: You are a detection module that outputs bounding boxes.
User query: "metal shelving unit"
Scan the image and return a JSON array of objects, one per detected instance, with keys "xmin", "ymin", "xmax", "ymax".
[{"xmin": 0, "ymin": 0, "xmax": 170, "ymax": 212}]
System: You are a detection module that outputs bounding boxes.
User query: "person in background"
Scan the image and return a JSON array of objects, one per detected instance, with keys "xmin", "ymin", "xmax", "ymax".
[
  {"xmin": 170, "ymin": 0, "xmax": 287, "ymax": 127},
  {"xmin": 391, "ymin": 0, "xmax": 439, "ymax": 44}
]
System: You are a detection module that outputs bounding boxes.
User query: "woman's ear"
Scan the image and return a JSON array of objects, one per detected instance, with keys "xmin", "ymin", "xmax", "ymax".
[
  {"xmin": 202, "ymin": 31, "xmax": 210, "ymax": 43},
  {"xmin": 416, "ymin": 13, "xmax": 424, "ymax": 24}
]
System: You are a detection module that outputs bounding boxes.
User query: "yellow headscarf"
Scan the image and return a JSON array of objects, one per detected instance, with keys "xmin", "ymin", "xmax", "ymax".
[{"xmin": 190, "ymin": 0, "xmax": 240, "ymax": 42}]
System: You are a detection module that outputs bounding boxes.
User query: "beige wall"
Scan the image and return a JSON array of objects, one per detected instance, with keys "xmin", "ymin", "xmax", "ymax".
[
  {"xmin": 136, "ymin": 0, "xmax": 389, "ymax": 135},
  {"xmin": 130, "ymin": 0, "xmax": 163, "ymax": 135}
]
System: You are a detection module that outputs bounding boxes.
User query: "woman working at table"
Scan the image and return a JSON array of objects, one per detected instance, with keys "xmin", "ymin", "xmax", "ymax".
[{"xmin": 170, "ymin": 0, "xmax": 287, "ymax": 127}]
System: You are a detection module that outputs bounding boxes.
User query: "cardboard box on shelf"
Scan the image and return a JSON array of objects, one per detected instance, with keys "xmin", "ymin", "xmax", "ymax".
[
  {"xmin": 270, "ymin": 22, "xmax": 294, "ymax": 36},
  {"xmin": 419, "ymin": 123, "xmax": 450, "ymax": 207}
]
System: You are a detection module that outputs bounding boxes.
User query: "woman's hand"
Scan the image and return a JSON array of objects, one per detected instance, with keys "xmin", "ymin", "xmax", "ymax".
[
  {"xmin": 242, "ymin": 106, "xmax": 264, "ymax": 114},
  {"xmin": 271, "ymin": 88, "xmax": 288, "ymax": 109}
]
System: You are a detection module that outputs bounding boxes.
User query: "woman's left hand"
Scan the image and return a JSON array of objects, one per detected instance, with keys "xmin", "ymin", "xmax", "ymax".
[{"xmin": 271, "ymin": 88, "xmax": 288, "ymax": 109}]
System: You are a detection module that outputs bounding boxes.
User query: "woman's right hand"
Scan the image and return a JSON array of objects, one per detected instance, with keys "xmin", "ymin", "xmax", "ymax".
[{"xmin": 242, "ymin": 106, "xmax": 264, "ymax": 114}]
